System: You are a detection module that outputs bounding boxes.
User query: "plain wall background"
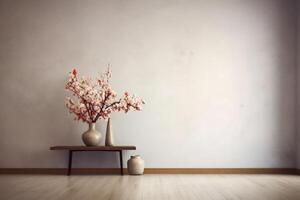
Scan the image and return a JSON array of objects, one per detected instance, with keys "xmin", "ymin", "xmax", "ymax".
[{"xmin": 0, "ymin": 0, "xmax": 298, "ymax": 168}]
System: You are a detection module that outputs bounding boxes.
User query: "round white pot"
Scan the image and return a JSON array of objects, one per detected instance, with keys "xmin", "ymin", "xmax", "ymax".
[{"xmin": 127, "ymin": 155, "xmax": 145, "ymax": 175}]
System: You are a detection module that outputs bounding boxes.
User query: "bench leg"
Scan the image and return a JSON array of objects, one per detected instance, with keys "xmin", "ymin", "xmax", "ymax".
[
  {"xmin": 119, "ymin": 150, "xmax": 123, "ymax": 175},
  {"xmin": 68, "ymin": 150, "xmax": 73, "ymax": 176}
]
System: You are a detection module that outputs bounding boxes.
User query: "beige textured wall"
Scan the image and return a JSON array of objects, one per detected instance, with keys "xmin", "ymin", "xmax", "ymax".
[{"xmin": 0, "ymin": 0, "xmax": 298, "ymax": 168}]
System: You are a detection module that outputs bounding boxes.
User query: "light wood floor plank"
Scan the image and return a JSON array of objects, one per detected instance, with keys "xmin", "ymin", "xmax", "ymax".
[{"xmin": 0, "ymin": 174, "xmax": 299, "ymax": 200}]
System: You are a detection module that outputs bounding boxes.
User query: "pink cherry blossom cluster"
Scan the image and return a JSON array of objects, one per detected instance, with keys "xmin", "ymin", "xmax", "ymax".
[{"xmin": 65, "ymin": 68, "xmax": 145, "ymax": 123}]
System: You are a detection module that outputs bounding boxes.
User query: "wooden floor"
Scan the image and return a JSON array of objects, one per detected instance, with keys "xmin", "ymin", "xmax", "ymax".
[{"xmin": 0, "ymin": 174, "xmax": 299, "ymax": 200}]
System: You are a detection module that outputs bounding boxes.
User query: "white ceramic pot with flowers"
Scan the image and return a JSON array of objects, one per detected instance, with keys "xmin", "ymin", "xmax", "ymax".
[{"xmin": 65, "ymin": 68, "xmax": 145, "ymax": 146}]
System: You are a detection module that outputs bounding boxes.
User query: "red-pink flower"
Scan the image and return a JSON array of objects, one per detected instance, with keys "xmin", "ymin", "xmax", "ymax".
[{"xmin": 72, "ymin": 69, "xmax": 77, "ymax": 76}]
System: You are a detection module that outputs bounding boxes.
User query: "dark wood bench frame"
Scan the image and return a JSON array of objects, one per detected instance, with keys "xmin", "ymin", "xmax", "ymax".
[{"xmin": 50, "ymin": 146, "xmax": 136, "ymax": 175}]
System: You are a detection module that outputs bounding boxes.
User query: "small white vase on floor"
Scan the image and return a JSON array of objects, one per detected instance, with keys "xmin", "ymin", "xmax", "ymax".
[{"xmin": 127, "ymin": 155, "xmax": 145, "ymax": 175}]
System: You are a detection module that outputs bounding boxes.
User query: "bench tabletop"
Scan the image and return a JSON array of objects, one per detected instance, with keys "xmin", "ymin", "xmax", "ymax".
[{"xmin": 50, "ymin": 146, "xmax": 136, "ymax": 151}]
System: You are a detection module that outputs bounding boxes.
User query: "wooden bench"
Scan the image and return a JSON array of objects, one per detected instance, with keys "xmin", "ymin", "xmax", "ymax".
[{"xmin": 50, "ymin": 146, "xmax": 136, "ymax": 175}]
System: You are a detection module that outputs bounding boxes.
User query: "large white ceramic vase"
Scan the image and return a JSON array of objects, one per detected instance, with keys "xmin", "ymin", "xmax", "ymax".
[{"xmin": 82, "ymin": 123, "xmax": 102, "ymax": 146}]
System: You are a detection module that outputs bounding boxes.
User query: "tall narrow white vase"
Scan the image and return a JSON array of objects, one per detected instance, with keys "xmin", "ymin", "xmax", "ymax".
[{"xmin": 105, "ymin": 118, "xmax": 114, "ymax": 146}]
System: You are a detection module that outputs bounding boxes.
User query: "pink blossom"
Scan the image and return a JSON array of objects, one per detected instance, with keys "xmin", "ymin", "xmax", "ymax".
[{"xmin": 65, "ymin": 68, "xmax": 145, "ymax": 123}]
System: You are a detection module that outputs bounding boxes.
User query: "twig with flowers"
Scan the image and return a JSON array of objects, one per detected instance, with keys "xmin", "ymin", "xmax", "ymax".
[{"xmin": 65, "ymin": 68, "xmax": 145, "ymax": 123}]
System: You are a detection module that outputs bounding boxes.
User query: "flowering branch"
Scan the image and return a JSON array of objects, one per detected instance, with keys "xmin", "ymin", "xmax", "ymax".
[{"xmin": 65, "ymin": 68, "xmax": 145, "ymax": 123}]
